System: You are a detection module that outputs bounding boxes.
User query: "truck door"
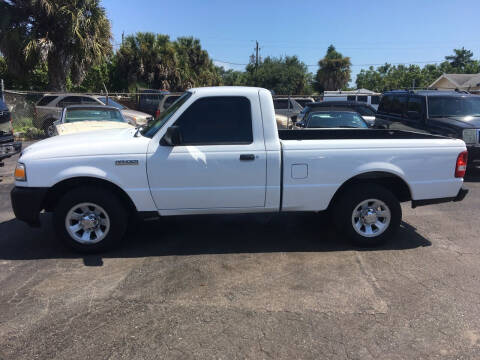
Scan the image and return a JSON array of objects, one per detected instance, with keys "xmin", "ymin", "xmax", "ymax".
[{"xmin": 147, "ymin": 95, "xmax": 267, "ymax": 211}]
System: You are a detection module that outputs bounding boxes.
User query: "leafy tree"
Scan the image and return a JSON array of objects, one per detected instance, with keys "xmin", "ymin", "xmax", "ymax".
[
  {"xmin": 216, "ymin": 66, "xmax": 246, "ymax": 86},
  {"xmin": 314, "ymin": 45, "xmax": 351, "ymax": 92},
  {"xmin": 445, "ymin": 47, "xmax": 475, "ymax": 69},
  {"xmin": 72, "ymin": 62, "xmax": 112, "ymax": 93},
  {"xmin": 173, "ymin": 37, "xmax": 221, "ymax": 89},
  {"xmin": 0, "ymin": 0, "xmax": 112, "ymax": 91},
  {"xmin": 242, "ymin": 56, "xmax": 311, "ymax": 95},
  {"xmin": 114, "ymin": 33, "xmax": 220, "ymax": 92},
  {"xmin": 356, "ymin": 48, "xmax": 480, "ymax": 91},
  {"xmin": 0, "ymin": 55, "xmax": 49, "ymax": 90}
]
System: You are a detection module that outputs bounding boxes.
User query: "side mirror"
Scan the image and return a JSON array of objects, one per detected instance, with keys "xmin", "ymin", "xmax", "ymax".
[
  {"xmin": 407, "ymin": 110, "xmax": 420, "ymax": 120},
  {"xmin": 160, "ymin": 125, "xmax": 182, "ymax": 146},
  {"xmin": 296, "ymin": 122, "xmax": 306, "ymax": 128},
  {"xmin": 291, "ymin": 115, "xmax": 298, "ymax": 123}
]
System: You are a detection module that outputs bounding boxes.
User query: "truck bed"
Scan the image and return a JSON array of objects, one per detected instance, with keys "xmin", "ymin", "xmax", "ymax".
[{"xmin": 278, "ymin": 129, "xmax": 444, "ymax": 141}]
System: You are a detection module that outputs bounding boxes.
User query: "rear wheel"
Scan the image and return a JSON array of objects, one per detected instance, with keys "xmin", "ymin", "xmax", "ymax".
[
  {"xmin": 333, "ymin": 184, "xmax": 402, "ymax": 246},
  {"xmin": 53, "ymin": 186, "xmax": 128, "ymax": 253}
]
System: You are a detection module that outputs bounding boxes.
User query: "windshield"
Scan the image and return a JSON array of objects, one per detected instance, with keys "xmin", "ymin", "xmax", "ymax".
[
  {"xmin": 64, "ymin": 108, "xmax": 125, "ymax": 123},
  {"xmin": 428, "ymin": 96, "xmax": 480, "ymax": 118},
  {"xmin": 141, "ymin": 91, "xmax": 192, "ymax": 137},
  {"xmin": 97, "ymin": 97, "xmax": 126, "ymax": 110},
  {"xmin": 307, "ymin": 111, "xmax": 368, "ymax": 128}
]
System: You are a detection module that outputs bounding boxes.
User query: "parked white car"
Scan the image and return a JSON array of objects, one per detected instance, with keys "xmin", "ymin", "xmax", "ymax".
[
  {"xmin": 323, "ymin": 91, "xmax": 381, "ymax": 110},
  {"xmin": 34, "ymin": 94, "xmax": 152, "ymax": 136},
  {"xmin": 12, "ymin": 87, "xmax": 468, "ymax": 253},
  {"xmin": 54, "ymin": 105, "xmax": 134, "ymax": 136}
]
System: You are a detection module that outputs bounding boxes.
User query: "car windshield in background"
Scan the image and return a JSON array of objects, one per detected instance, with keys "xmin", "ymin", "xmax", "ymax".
[
  {"xmin": 307, "ymin": 112, "xmax": 368, "ymax": 128},
  {"xmin": 98, "ymin": 97, "xmax": 125, "ymax": 110},
  {"xmin": 64, "ymin": 109, "xmax": 125, "ymax": 123},
  {"xmin": 141, "ymin": 91, "xmax": 192, "ymax": 137},
  {"xmin": 428, "ymin": 96, "xmax": 480, "ymax": 118},
  {"xmin": 37, "ymin": 95, "xmax": 58, "ymax": 106}
]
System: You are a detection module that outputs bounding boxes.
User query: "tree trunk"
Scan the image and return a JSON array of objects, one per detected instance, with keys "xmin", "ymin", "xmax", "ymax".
[{"xmin": 47, "ymin": 50, "xmax": 71, "ymax": 91}]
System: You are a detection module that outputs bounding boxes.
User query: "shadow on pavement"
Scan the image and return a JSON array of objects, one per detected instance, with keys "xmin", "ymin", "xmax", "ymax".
[{"xmin": 0, "ymin": 212, "xmax": 431, "ymax": 264}]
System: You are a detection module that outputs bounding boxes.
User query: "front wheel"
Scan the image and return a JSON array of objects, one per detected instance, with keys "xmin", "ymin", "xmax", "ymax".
[
  {"xmin": 53, "ymin": 186, "xmax": 128, "ymax": 253},
  {"xmin": 333, "ymin": 184, "xmax": 402, "ymax": 246}
]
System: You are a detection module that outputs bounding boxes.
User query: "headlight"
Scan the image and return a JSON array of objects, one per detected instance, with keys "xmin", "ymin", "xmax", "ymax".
[
  {"xmin": 462, "ymin": 129, "xmax": 477, "ymax": 144},
  {"xmin": 14, "ymin": 162, "xmax": 27, "ymax": 181}
]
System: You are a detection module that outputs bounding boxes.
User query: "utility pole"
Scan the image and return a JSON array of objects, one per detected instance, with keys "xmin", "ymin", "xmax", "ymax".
[
  {"xmin": 121, "ymin": 31, "xmax": 125, "ymax": 45},
  {"xmin": 254, "ymin": 41, "xmax": 260, "ymax": 86}
]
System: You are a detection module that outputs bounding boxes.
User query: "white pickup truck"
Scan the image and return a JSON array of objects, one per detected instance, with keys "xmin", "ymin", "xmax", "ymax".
[{"xmin": 11, "ymin": 87, "xmax": 469, "ymax": 252}]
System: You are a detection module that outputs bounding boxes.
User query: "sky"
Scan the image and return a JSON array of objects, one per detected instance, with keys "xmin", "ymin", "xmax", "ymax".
[{"xmin": 101, "ymin": 0, "xmax": 480, "ymax": 86}]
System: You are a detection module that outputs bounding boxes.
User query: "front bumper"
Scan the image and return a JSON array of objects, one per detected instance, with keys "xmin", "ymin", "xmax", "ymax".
[
  {"xmin": 411, "ymin": 186, "xmax": 469, "ymax": 208},
  {"xmin": 0, "ymin": 140, "xmax": 22, "ymax": 161},
  {"xmin": 10, "ymin": 186, "xmax": 48, "ymax": 227}
]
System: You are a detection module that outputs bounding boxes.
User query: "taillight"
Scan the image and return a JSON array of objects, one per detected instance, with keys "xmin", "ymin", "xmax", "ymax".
[
  {"xmin": 455, "ymin": 151, "xmax": 468, "ymax": 178},
  {"xmin": 154, "ymin": 109, "xmax": 160, "ymax": 119}
]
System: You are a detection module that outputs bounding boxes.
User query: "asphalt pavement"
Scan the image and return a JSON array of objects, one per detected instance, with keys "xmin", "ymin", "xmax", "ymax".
[{"xmin": 1, "ymin": 149, "xmax": 480, "ymax": 359}]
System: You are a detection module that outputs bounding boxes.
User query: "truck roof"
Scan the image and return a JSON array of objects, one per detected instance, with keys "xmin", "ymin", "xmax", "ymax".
[{"xmin": 189, "ymin": 86, "xmax": 267, "ymax": 96}]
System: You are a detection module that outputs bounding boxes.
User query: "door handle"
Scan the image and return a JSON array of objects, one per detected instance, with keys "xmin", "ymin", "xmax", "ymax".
[{"xmin": 239, "ymin": 154, "xmax": 255, "ymax": 161}]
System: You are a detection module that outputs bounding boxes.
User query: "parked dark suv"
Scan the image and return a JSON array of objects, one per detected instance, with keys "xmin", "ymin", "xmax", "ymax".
[{"xmin": 375, "ymin": 90, "xmax": 480, "ymax": 167}]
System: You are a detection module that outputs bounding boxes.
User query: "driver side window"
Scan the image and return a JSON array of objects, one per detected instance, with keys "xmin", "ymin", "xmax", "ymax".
[{"xmin": 174, "ymin": 96, "xmax": 253, "ymax": 145}]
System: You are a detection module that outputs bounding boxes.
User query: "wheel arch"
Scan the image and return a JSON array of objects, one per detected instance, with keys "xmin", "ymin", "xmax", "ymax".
[
  {"xmin": 42, "ymin": 176, "xmax": 137, "ymax": 215},
  {"xmin": 327, "ymin": 171, "xmax": 412, "ymax": 210}
]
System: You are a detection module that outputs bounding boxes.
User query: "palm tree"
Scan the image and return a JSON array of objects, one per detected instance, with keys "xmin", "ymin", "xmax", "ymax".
[
  {"xmin": 314, "ymin": 45, "xmax": 351, "ymax": 92},
  {"xmin": 115, "ymin": 33, "xmax": 220, "ymax": 91},
  {"xmin": 0, "ymin": 0, "xmax": 112, "ymax": 91}
]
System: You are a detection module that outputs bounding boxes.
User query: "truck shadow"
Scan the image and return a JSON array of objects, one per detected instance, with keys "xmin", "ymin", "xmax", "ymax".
[{"xmin": 0, "ymin": 212, "xmax": 431, "ymax": 263}]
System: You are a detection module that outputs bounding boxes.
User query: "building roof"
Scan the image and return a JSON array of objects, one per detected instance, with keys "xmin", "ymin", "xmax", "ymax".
[{"xmin": 430, "ymin": 73, "xmax": 480, "ymax": 89}]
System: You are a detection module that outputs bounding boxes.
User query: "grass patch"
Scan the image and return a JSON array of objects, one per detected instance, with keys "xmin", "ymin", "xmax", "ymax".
[{"xmin": 13, "ymin": 117, "xmax": 45, "ymax": 140}]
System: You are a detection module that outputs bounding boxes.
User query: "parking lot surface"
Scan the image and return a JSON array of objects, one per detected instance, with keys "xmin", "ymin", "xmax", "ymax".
[{"xmin": 1, "ymin": 149, "xmax": 480, "ymax": 359}]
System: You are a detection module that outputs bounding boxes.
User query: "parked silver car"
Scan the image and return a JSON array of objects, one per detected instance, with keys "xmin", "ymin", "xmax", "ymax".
[{"xmin": 53, "ymin": 105, "xmax": 133, "ymax": 136}]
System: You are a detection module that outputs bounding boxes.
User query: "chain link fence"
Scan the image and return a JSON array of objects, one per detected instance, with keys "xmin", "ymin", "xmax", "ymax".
[
  {"xmin": 2, "ymin": 90, "xmax": 187, "ymax": 138},
  {"xmin": 1, "ymin": 87, "xmax": 379, "ymax": 137}
]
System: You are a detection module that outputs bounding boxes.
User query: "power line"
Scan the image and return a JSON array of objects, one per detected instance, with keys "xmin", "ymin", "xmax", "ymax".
[{"xmin": 213, "ymin": 59, "xmax": 446, "ymax": 68}]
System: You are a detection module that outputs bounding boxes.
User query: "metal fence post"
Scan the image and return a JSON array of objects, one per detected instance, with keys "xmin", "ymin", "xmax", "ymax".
[{"xmin": 0, "ymin": 79, "xmax": 4, "ymax": 102}]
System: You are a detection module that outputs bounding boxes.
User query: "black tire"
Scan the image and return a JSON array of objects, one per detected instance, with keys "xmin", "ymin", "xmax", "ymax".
[
  {"xmin": 53, "ymin": 186, "xmax": 128, "ymax": 253},
  {"xmin": 42, "ymin": 119, "xmax": 56, "ymax": 137},
  {"xmin": 332, "ymin": 183, "xmax": 402, "ymax": 247}
]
